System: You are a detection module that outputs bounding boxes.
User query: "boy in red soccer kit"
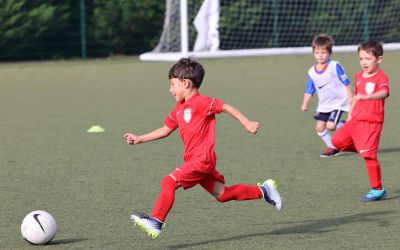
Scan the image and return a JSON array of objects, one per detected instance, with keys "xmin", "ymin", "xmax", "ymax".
[
  {"xmin": 124, "ymin": 58, "xmax": 282, "ymax": 238},
  {"xmin": 332, "ymin": 40, "xmax": 389, "ymax": 202}
]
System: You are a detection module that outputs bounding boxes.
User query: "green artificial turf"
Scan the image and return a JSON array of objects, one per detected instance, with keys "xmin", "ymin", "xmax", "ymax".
[{"xmin": 0, "ymin": 53, "xmax": 399, "ymax": 249}]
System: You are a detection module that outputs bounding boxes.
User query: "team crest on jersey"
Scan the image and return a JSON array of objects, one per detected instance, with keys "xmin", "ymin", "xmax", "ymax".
[
  {"xmin": 365, "ymin": 82, "xmax": 376, "ymax": 95},
  {"xmin": 183, "ymin": 108, "xmax": 192, "ymax": 123}
]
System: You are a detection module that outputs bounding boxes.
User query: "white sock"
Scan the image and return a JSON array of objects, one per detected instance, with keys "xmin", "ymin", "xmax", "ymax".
[{"xmin": 317, "ymin": 129, "xmax": 333, "ymax": 148}]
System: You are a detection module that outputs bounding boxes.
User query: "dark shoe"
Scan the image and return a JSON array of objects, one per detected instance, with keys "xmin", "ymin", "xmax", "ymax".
[{"xmin": 320, "ymin": 148, "xmax": 340, "ymax": 157}]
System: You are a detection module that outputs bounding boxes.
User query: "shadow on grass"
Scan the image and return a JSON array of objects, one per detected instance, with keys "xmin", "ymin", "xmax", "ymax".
[
  {"xmin": 49, "ymin": 238, "xmax": 88, "ymax": 245},
  {"xmin": 168, "ymin": 210, "xmax": 395, "ymax": 249},
  {"xmin": 378, "ymin": 147, "xmax": 400, "ymax": 154},
  {"xmin": 336, "ymin": 147, "xmax": 400, "ymax": 157},
  {"xmin": 385, "ymin": 189, "xmax": 400, "ymax": 201},
  {"xmin": 336, "ymin": 152, "xmax": 356, "ymax": 157}
]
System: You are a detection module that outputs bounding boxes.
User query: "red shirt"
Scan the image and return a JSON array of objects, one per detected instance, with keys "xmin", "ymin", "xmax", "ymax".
[
  {"xmin": 164, "ymin": 92, "xmax": 224, "ymax": 163},
  {"xmin": 352, "ymin": 69, "xmax": 389, "ymax": 122}
]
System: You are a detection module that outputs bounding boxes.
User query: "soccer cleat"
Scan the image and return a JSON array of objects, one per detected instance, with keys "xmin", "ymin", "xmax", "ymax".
[
  {"xmin": 361, "ymin": 188, "xmax": 387, "ymax": 202},
  {"xmin": 320, "ymin": 148, "xmax": 340, "ymax": 157},
  {"xmin": 258, "ymin": 179, "xmax": 283, "ymax": 210},
  {"xmin": 130, "ymin": 213, "xmax": 163, "ymax": 239}
]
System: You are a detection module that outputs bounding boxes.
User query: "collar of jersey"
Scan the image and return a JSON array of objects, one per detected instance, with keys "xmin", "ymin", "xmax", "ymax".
[{"xmin": 314, "ymin": 59, "xmax": 331, "ymax": 74}]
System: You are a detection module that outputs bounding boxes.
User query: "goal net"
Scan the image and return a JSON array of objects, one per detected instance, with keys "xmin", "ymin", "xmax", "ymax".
[{"xmin": 140, "ymin": 0, "xmax": 400, "ymax": 61}]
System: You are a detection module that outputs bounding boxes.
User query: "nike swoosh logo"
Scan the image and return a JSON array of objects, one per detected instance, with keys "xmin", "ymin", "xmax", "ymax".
[
  {"xmin": 33, "ymin": 214, "xmax": 46, "ymax": 234},
  {"xmin": 318, "ymin": 83, "xmax": 328, "ymax": 89},
  {"xmin": 360, "ymin": 149, "xmax": 370, "ymax": 153}
]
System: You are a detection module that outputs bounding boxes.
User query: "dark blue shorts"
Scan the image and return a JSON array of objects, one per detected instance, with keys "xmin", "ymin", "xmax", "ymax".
[{"xmin": 313, "ymin": 110, "xmax": 345, "ymax": 124}]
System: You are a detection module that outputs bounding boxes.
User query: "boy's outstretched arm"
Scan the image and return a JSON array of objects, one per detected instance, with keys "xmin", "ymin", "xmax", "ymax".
[
  {"xmin": 222, "ymin": 103, "xmax": 259, "ymax": 135},
  {"xmin": 124, "ymin": 125, "xmax": 174, "ymax": 145}
]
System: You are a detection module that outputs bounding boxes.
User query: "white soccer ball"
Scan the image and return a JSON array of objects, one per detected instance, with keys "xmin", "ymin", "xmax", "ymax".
[{"xmin": 21, "ymin": 210, "xmax": 57, "ymax": 245}]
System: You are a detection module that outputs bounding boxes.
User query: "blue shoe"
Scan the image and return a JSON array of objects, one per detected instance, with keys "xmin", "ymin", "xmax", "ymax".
[
  {"xmin": 130, "ymin": 213, "xmax": 163, "ymax": 239},
  {"xmin": 361, "ymin": 188, "xmax": 387, "ymax": 202},
  {"xmin": 258, "ymin": 179, "xmax": 283, "ymax": 210}
]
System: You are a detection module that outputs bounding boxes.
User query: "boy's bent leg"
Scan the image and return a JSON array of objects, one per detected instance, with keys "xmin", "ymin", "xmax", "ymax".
[
  {"xmin": 332, "ymin": 121, "xmax": 357, "ymax": 152},
  {"xmin": 210, "ymin": 180, "xmax": 283, "ymax": 210},
  {"xmin": 199, "ymin": 170, "xmax": 262, "ymax": 202},
  {"xmin": 216, "ymin": 184, "xmax": 262, "ymax": 202},
  {"xmin": 200, "ymin": 172, "xmax": 282, "ymax": 209}
]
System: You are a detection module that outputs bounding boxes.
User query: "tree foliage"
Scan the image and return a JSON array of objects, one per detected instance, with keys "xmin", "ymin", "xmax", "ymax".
[
  {"xmin": 0, "ymin": 0, "xmax": 70, "ymax": 60},
  {"xmin": 0, "ymin": 0, "xmax": 164, "ymax": 60},
  {"xmin": 89, "ymin": 0, "xmax": 164, "ymax": 56}
]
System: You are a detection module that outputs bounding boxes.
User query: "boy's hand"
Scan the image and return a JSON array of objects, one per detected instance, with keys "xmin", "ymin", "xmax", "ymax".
[
  {"xmin": 355, "ymin": 94, "xmax": 370, "ymax": 101},
  {"xmin": 354, "ymin": 94, "xmax": 372, "ymax": 101},
  {"xmin": 246, "ymin": 121, "xmax": 259, "ymax": 135},
  {"xmin": 124, "ymin": 133, "xmax": 140, "ymax": 145},
  {"xmin": 301, "ymin": 104, "xmax": 308, "ymax": 112}
]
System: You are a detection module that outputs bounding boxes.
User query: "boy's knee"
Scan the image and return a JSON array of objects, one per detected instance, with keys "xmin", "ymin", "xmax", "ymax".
[
  {"xmin": 216, "ymin": 192, "xmax": 226, "ymax": 202},
  {"xmin": 331, "ymin": 135, "xmax": 341, "ymax": 149},
  {"xmin": 326, "ymin": 123, "xmax": 336, "ymax": 131},
  {"xmin": 215, "ymin": 188, "xmax": 228, "ymax": 202},
  {"xmin": 315, "ymin": 121, "xmax": 327, "ymax": 133},
  {"xmin": 315, "ymin": 126, "xmax": 326, "ymax": 133},
  {"xmin": 211, "ymin": 181, "xmax": 226, "ymax": 202}
]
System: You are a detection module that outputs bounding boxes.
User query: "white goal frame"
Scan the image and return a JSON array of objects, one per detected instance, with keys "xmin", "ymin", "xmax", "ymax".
[{"xmin": 139, "ymin": 0, "xmax": 400, "ymax": 61}]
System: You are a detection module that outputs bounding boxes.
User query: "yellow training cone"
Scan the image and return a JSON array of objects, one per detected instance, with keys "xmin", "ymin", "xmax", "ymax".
[{"xmin": 87, "ymin": 125, "xmax": 105, "ymax": 133}]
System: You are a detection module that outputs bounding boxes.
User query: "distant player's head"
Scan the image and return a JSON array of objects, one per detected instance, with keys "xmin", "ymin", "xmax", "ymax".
[
  {"xmin": 358, "ymin": 40, "xmax": 383, "ymax": 74},
  {"xmin": 312, "ymin": 34, "xmax": 334, "ymax": 54},
  {"xmin": 169, "ymin": 58, "xmax": 205, "ymax": 89},
  {"xmin": 358, "ymin": 40, "xmax": 383, "ymax": 58},
  {"xmin": 312, "ymin": 34, "xmax": 334, "ymax": 65}
]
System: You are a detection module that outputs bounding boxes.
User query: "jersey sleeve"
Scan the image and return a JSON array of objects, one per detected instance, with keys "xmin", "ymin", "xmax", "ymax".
[
  {"xmin": 378, "ymin": 72, "xmax": 389, "ymax": 95},
  {"xmin": 304, "ymin": 76, "xmax": 315, "ymax": 95},
  {"xmin": 336, "ymin": 63, "xmax": 350, "ymax": 85},
  {"xmin": 164, "ymin": 106, "xmax": 178, "ymax": 130},
  {"xmin": 208, "ymin": 97, "xmax": 224, "ymax": 115}
]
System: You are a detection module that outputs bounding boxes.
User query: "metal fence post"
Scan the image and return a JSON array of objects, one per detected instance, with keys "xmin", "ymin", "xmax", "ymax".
[{"xmin": 80, "ymin": 0, "xmax": 87, "ymax": 59}]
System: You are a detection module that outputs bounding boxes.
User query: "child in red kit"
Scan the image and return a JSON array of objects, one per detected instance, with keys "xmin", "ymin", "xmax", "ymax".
[
  {"xmin": 124, "ymin": 58, "xmax": 282, "ymax": 238},
  {"xmin": 332, "ymin": 40, "xmax": 389, "ymax": 202}
]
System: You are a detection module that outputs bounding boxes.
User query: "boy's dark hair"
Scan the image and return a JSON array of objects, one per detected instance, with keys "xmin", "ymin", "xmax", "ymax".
[
  {"xmin": 358, "ymin": 40, "xmax": 383, "ymax": 58},
  {"xmin": 312, "ymin": 34, "xmax": 334, "ymax": 54},
  {"xmin": 168, "ymin": 58, "xmax": 205, "ymax": 89}
]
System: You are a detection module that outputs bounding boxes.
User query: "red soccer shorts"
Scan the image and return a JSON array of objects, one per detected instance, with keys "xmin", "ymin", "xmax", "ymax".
[
  {"xmin": 332, "ymin": 119, "xmax": 383, "ymax": 159},
  {"xmin": 170, "ymin": 158, "xmax": 225, "ymax": 191}
]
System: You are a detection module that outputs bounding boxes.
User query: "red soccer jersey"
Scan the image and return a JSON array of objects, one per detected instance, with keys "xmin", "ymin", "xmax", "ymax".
[
  {"xmin": 352, "ymin": 69, "xmax": 389, "ymax": 122},
  {"xmin": 164, "ymin": 92, "xmax": 224, "ymax": 163}
]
